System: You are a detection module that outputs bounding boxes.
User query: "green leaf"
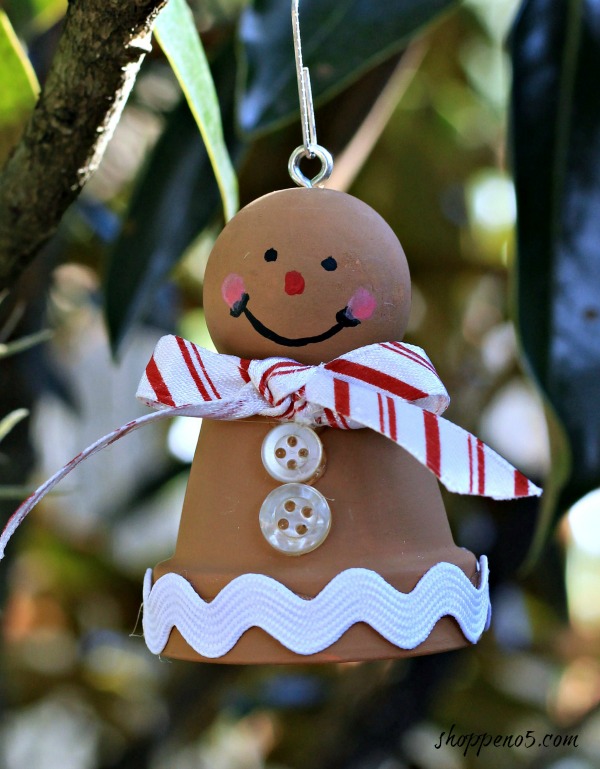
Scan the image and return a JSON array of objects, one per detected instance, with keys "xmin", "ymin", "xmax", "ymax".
[
  {"xmin": 238, "ymin": 0, "xmax": 458, "ymax": 136},
  {"xmin": 511, "ymin": 0, "xmax": 600, "ymax": 551},
  {"xmin": 104, "ymin": 45, "xmax": 243, "ymax": 353},
  {"xmin": 154, "ymin": 0, "xmax": 238, "ymax": 222},
  {"xmin": 0, "ymin": 10, "xmax": 39, "ymax": 127},
  {"xmin": 0, "ymin": 408, "xmax": 29, "ymax": 444}
]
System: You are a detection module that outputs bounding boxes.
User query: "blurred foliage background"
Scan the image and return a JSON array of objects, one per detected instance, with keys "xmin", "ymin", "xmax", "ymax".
[{"xmin": 1, "ymin": 0, "xmax": 600, "ymax": 767}]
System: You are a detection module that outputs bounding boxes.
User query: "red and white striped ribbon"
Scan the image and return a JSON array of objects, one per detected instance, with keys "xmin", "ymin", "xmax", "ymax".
[
  {"xmin": 0, "ymin": 335, "xmax": 541, "ymax": 560},
  {"xmin": 138, "ymin": 335, "xmax": 541, "ymax": 500}
]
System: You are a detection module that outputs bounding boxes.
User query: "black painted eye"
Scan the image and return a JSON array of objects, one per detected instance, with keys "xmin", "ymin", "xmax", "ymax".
[
  {"xmin": 264, "ymin": 248, "xmax": 278, "ymax": 262},
  {"xmin": 321, "ymin": 256, "xmax": 337, "ymax": 271}
]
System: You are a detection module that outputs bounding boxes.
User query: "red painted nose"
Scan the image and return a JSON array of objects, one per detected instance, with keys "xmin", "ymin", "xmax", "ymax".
[{"xmin": 285, "ymin": 270, "xmax": 305, "ymax": 295}]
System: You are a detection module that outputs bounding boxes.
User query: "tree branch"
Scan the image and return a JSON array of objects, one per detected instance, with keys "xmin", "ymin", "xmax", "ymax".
[{"xmin": 0, "ymin": 0, "xmax": 167, "ymax": 289}]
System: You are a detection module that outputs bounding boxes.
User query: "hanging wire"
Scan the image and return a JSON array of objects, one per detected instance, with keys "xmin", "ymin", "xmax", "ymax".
[
  {"xmin": 288, "ymin": 0, "xmax": 333, "ymax": 188},
  {"xmin": 292, "ymin": 0, "xmax": 317, "ymax": 151}
]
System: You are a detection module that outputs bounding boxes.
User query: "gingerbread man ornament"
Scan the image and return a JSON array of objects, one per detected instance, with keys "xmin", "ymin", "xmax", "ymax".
[{"xmin": 145, "ymin": 187, "xmax": 499, "ymax": 663}]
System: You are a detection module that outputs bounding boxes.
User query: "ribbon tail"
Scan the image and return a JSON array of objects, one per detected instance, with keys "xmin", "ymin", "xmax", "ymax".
[
  {"xmin": 0, "ymin": 407, "xmax": 186, "ymax": 561},
  {"xmin": 372, "ymin": 399, "xmax": 541, "ymax": 499},
  {"xmin": 414, "ymin": 406, "xmax": 542, "ymax": 499},
  {"xmin": 309, "ymin": 379, "xmax": 542, "ymax": 500}
]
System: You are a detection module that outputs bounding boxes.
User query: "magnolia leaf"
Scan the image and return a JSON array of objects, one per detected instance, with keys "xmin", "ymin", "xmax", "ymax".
[
  {"xmin": 154, "ymin": 0, "xmax": 238, "ymax": 222},
  {"xmin": 511, "ymin": 0, "xmax": 600, "ymax": 557}
]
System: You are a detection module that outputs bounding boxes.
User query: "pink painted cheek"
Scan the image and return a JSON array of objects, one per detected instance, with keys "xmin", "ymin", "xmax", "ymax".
[
  {"xmin": 221, "ymin": 273, "xmax": 247, "ymax": 308},
  {"xmin": 347, "ymin": 287, "xmax": 377, "ymax": 321}
]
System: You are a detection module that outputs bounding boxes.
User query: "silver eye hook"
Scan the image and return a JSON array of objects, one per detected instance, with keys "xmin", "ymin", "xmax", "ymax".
[{"xmin": 288, "ymin": 0, "xmax": 333, "ymax": 188}]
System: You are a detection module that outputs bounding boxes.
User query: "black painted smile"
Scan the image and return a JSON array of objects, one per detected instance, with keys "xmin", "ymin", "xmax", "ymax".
[{"xmin": 230, "ymin": 293, "xmax": 360, "ymax": 347}]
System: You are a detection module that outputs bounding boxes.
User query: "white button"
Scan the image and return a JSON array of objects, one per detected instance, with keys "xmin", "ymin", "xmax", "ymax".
[
  {"xmin": 259, "ymin": 483, "xmax": 331, "ymax": 555},
  {"xmin": 261, "ymin": 424, "xmax": 325, "ymax": 483}
]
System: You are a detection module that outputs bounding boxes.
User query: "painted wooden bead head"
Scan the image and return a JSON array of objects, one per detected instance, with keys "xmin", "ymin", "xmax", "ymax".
[{"xmin": 203, "ymin": 187, "xmax": 412, "ymax": 364}]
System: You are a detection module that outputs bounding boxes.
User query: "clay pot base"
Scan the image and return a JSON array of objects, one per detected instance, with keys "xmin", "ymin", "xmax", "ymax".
[
  {"xmin": 156, "ymin": 615, "xmax": 474, "ymax": 665},
  {"xmin": 144, "ymin": 423, "xmax": 490, "ymax": 664}
]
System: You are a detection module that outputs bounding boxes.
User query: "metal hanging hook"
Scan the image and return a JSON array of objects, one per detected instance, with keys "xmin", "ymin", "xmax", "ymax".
[{"xmin": 288, "ymin": 0, "xmax": 333, "ymax": 188}]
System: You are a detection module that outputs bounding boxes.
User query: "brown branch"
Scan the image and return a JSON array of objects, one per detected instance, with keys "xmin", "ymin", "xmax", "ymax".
[{"xmin": 0, "ymin": 0, "xmax": 168, "ymax": 289}]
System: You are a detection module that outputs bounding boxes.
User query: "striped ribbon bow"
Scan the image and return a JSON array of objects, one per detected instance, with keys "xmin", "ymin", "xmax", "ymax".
[
  {"xmin": 0, "ymin": 334, "xmax": 541, "ymax": 560},
  {"xmin": 139, "ymin": 335, "xmax": 540, "ymax": 500}
]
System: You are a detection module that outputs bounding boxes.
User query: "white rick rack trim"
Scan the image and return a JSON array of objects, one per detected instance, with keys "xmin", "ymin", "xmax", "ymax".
[{"xmin": 142, "ymin": 556, "xmax": 491, "ymax": 657}]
